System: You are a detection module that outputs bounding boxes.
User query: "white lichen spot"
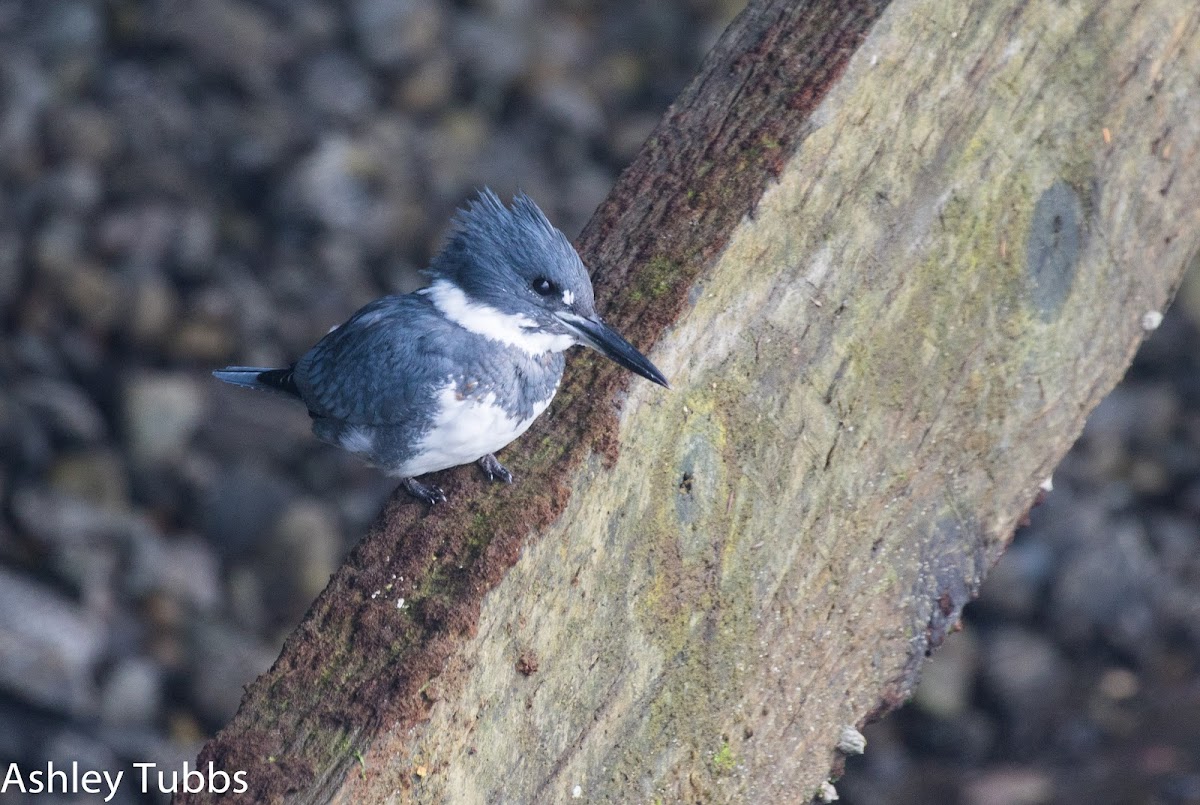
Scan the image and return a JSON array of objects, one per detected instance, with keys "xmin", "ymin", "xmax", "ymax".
[
  {"xmin": 571, "ymin": 785, "xmax": 582, "ymax": 799},
  {"xmin": 819, "ymin": 781, "xmax": 839, "ymax": 802},
  {"xmin": 397, "ymin": 597, "xmax": 406, "ymax": 610},
  {"xmin": 1142, "ymin": 310, "xmax": 1164, "ymax": 331},
  {"xmin": 837, "ymin": 725, "xmax": 866, "ymax": 755}
]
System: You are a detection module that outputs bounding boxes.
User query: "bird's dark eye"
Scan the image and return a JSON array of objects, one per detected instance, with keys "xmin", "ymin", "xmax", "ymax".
[{"xmin": 532, "ymin": 277, "xmax": 555, "ymax": 296}]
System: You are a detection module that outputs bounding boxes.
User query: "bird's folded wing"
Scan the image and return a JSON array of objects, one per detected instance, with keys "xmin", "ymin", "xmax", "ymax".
[{"xmin": 293, "ymin": 296, "xmax": 454, "ymax": 425}]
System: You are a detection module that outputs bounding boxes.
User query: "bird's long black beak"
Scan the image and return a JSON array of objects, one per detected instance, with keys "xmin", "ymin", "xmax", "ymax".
[{"xmin": 557, "ymin": 312, "xmax": 670, "ymax": 388}]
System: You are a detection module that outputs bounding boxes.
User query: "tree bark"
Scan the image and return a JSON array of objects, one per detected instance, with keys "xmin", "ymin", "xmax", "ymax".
[{"xmin": 187, "ymin": 0, "xmax": 1200, "ymax": 802}]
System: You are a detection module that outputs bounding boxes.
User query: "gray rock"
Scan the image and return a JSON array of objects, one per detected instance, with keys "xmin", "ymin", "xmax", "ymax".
[
  {"xmin": 972, "ymin": 539, "xmax": 1054, "ymax": 621},
  {"xmin": 127, "ymin": 273, "xmax": 180, "ymax": 347},
  {"xmin": 100, "ymin": 657, "xmax": 164, "ymax": 727},
  {"xmin": 44, "ymin": 102, "xmax": 119, "ymax": 165},
  {"xmin": 17, "ymin": 376, "xmax": 107, "ymax": 445},
  {"xmin": 62, "ymin": 261, "xmax": 126, "ymax": 332},
  {"xmin": 41, "ymin": 160, "xmax": 104, "ymax": 212},
  {"xmin": 533, "ymin": 81, "xmax": 606, "ymax": 138},
  {"xmin": 1049, "ymin": 518, "xmax": 1159, "ymax": 657},
  {"xmin": 0, "ymin": 51, "xmax": 52, "ymax": 173},
  {"xmin": 0, "ymin": 567, "xmax": 105, "ymax": 716},
  {"xmin": 125, "ymin": 525, "xmax": 221, "ymax": 614},
  {"xmin": 979, "ymin": 628, "xmax": 1067, "ymax": 746},
  {"xmin": 151, "ymin": 0, "xmax": 291, "ymax": 93},
  {"xmin": 173, "ymin": 207, "xmax": 218, "ymax": 278},
  {"xmin": 8, "ymin": 483, "xmax": 129, "ymax": 608},
  {"xmin": 911, "ymin": 626, "xmax": 979, "ymax": 720},
  {"xmin": 611, "ymin": 112, "xmax": 660, "ymax": 163},
  {"xmin": 0, "ymin": 229, "xmax": 21, "ymax": 311},
  {"xmin": 31, "ymin": 0, "xmax": 106, "ymax": 60},
  {"xmin": 301, "ymin": 52, "xmax": 376, "ymax": 122},
  {"xmin": 48, "ymin": 450, "xmax": 131, "ymax": 512},
  {"xmin": 41, "ymin": 730, "xmax": 138, "ymax": 805},
  {"xmin": 397, "ymin": 55, "xmax": 454, "ymax": 113},
  {"xmin": 123, "ymin": 372, "xmax": 206, "ymax": 465},
  {"xmin": 226, "ymin": 563, "xmax": 267, "ymax": 635},
  {"xmin": 288, "ymin": 136, "xmax": 373, "ymax": 231},
  {"xmin": 9, "ymin": 484, "xmax": 132, "ymax": 547},
  {"xmin": 263, "ymin": 498, "xmax": 342, "ymax": 619},
  {"xmin": 1083, "ymin": 383, "xmax": 1179, "ymax": 449},
  {"xmin": 963, "ymin": 768, "xmax": 1053, "ymax": 805},
  {"xmin": 352, "ymin": 0, "xmax": 443, "ymax": 68},
  {"xmin": 168, "ymin": 312, "xmax": 237, "ymax": 363},
  {"xmin": 33, "ymin": 214, "xmax": 87, "ymax": 277},
  {"xmin": 453, "ymin": 15, "xmax": 531, "ymax": 92},
  {"xmin": 96, "ymin": 205, "xmax": 179, "ymax": 272},
  {"xmin": 423, "ymin": 111, "xmax": 491, "ymax": 195},
  {"xmin": 186, "ymin": 620, "xmax": 277, "ymax": 726},
  {"xmin": 199, "ymin": 463, "xmax": 294, "ymax": 558}
]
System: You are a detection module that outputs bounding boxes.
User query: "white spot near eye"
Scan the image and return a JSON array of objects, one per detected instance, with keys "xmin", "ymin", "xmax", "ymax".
[{"xmin": 562, "ymin": 289, "xmax": 575, "ymax": 306}]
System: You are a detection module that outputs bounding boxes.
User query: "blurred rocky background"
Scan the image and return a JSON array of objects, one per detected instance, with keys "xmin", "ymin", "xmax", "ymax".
[
  {"xmin": 0, "ymin": 0, "xmax": 740, "ymax": 800},
  {"xmin": 0, "ymin": 1, "xmax": 1198, "ymax": 803}
]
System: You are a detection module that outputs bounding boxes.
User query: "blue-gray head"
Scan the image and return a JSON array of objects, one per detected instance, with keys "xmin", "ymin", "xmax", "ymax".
[{"xmin": 424, "ymin": 189, "xmax": 668, "ymax": 387}]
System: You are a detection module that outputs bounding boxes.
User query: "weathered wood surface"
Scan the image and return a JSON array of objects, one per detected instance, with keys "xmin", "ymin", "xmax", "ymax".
[{"xmin": 187, "ymin": 0, "xmax": 1200, "ymax": 802}]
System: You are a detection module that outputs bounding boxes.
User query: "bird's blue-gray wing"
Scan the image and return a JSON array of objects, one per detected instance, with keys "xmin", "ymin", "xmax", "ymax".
[{"xmin": 292, "ymin": 296, "xmax": 454, "ymax": 425}]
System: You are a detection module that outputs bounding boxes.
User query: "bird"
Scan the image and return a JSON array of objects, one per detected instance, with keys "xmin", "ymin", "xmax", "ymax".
[{"xmin": 213, "ymin": 189, "xmax": 669, "ymax": 505}]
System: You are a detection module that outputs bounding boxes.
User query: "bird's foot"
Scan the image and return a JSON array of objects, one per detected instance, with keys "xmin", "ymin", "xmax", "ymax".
[
  {"xmin": 400, "ymin": 477, "xmax": 447, "ymax": 506},
  {"xmin": 477, "ymin": 453, "xmax": 514, "ymax": 484}
]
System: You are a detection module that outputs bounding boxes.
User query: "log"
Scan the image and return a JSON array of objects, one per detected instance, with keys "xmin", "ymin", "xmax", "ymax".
[{"xmin": 187, "ymin": 0, "xmax": 1200, "ymax": 801}]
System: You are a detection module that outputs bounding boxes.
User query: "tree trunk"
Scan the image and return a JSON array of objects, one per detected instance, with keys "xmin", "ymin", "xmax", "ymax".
[{"xmin": 186, "ymin": 0, "xmax": 1200, "ymax": 802}]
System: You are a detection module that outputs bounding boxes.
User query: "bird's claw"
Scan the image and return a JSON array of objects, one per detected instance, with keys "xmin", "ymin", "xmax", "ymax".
[
  {"xmin": 401, "ymin": 477, "xmax": 447, "ymax": 506},
  {"xmin": 477, "ymin": 454, "xmax": 514, "ymax": 484}
]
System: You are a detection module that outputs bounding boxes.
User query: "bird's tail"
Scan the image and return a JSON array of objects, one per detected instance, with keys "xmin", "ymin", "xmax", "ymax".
[{"xmin": 212, "ymin": 366, "xmax": 301, "ymax": 399}]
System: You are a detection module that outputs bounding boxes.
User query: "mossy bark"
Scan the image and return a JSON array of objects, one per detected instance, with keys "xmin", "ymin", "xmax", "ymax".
[{"xmin": 185, "ymin": 0, "xmax": 1200, "ymax": 803}]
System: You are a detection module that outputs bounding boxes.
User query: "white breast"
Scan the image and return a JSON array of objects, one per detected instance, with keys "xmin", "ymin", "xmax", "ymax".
[{"xmin": 395, "ymin": 383, "xmax": 555, "ymax": 477}]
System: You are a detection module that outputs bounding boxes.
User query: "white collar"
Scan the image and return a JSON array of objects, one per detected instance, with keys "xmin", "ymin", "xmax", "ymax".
[{"xmin": 421, "ymin": 280, "xmax": 575, "ymax": 355}]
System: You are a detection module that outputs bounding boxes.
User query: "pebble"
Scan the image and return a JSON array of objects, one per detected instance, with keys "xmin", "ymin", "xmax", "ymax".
[
  {"xmin": 262, "ymin": 498, "xmax": 342, "ymax": 622},
  {"xmin": 186, "ymin": 620, "xmax": 278, "ymax": 726},
  {"xmin": 100, "ymin": 657, "xmax": 164, "ymax": 727},
  {"xmin": 352, "ymin": 0, "xmax": 443, "ymax": 68},
  {"xmin": 911, "ymin": 625, "xmax": 979, "ymax": 720},
  {"xmin": 0, "ymin": 567, "xmax": 105, "ymax": 716},
  {"xmin": 30, "ymin": 0, "xmax": 106, "ymax": 60},
  {"xmin": 128, "ymin": 273, "xmax": 181, "ymax": 347},
  {"xmin": 963, "ymin": 768, "xmax": 1053, "ymax": 805},
  {"xmin": 288, "ymin": 136, "xmax": 374, "ymax": 231},
  {"xmin": 122, "ymin": 372, "xmax": 206, "ymax": 465},
  {"xmin": 301, "ymin": 51, "xmax": 376, "ymax": 123},
  {"xmin": 978, "ymin": 628, "xmax": 1067, "ymax": 746},
  {"xmin": 38, "ymin": 735, "xmax": 142, "ymax": 805},
  {"xmin": 17, "ymin": 376, "xmax": 108, "ymax": 445},
  {"xmin": 199, "ymin": 462, "xmax": 295, "ymax": 558},
  {"xmin": 48, "ymin": 449, "xmax": 130, "ymax": 511},
  {"xmin": 124, "ymin": 525, "xmax": 221, "ymax": 614}
]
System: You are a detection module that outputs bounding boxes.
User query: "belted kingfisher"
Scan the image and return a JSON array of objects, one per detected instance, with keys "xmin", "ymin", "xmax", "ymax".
[{"xmin": 214, "ymin": 190, "xmax": 668, "ymax": 504}]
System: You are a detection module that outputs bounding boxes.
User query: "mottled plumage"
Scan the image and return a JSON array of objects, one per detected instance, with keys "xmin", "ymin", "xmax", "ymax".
[{"xmin": 215, "ymin": 189, "xmax": 667, "ymax": 504}]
